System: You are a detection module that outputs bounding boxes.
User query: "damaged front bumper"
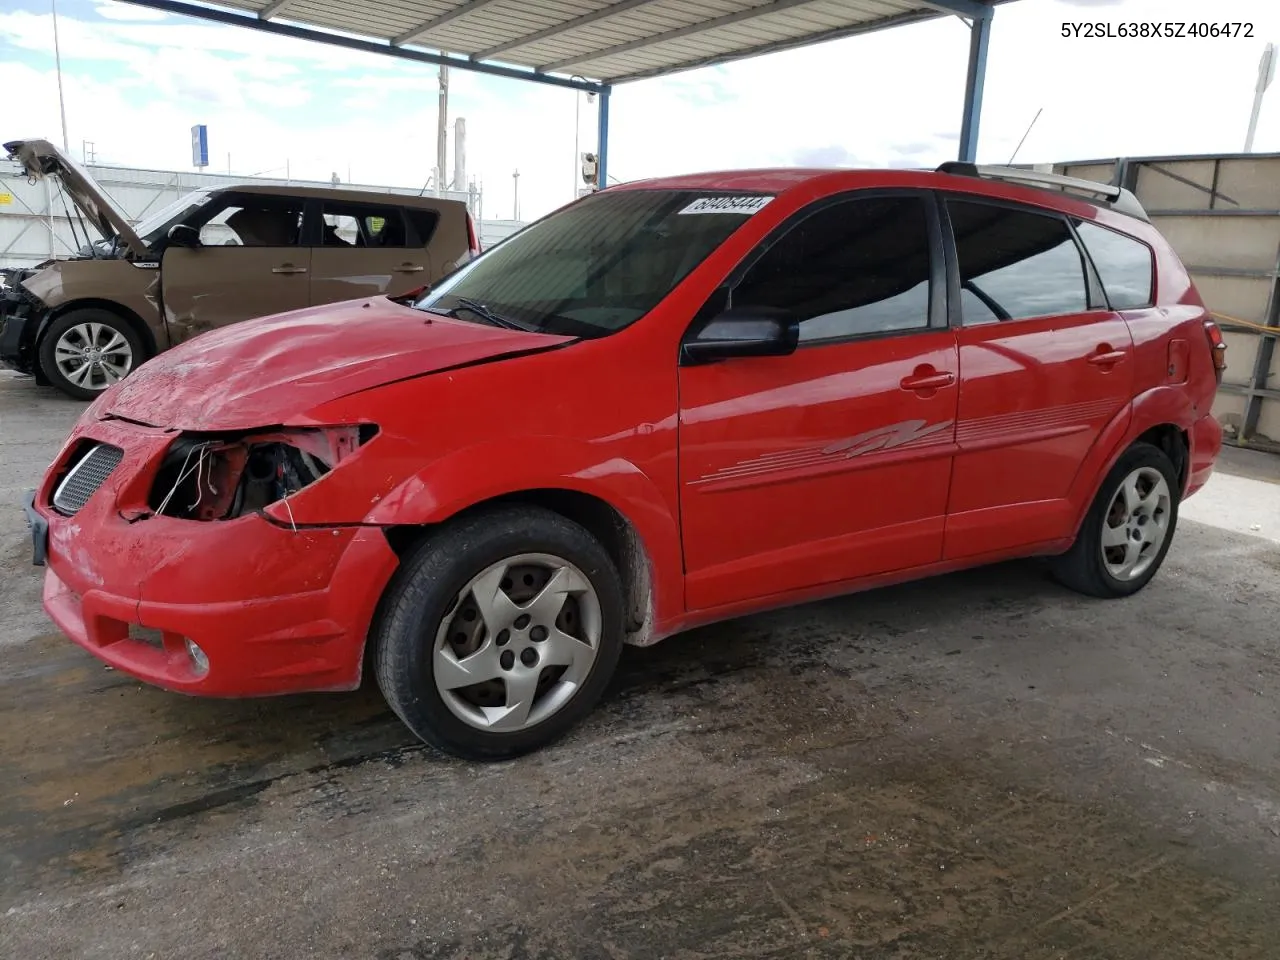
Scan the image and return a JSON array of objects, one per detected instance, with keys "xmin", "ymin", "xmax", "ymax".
[{"xmin": 30, "ymin": 417, "xmax": 399, "ymax": 697}]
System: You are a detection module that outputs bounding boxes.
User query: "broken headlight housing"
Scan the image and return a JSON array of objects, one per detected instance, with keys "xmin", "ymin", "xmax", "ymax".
[{"xmin": 148, "ymin": 424, "xmax": 377, "ymax": 521}]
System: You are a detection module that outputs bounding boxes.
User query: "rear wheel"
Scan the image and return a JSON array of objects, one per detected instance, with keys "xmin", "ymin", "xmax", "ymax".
[
  {"xmin": 38, "ymin": 308, "xmax": 145, "ymax": 400},
  {"xmin": 1050, "ymin": 442, "xmax": 1180, "ymax": 598},
  {"xmin": 374, "ymin": 506, "xmax": 625, "ymax": 760}
]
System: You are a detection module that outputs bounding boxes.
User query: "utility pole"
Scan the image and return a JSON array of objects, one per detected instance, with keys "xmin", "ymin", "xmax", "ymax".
[
  {"xmin": 437, "ymin": 60, "xmax": 449, "ymax": 196},
  {"xmin": 513, "ymin": 169, "xmax": 520, "ymax": 221},
  {"xmin": 51, "ymin": 0, "xmax": 70, "ymax": 151},
  {"xmin": 1245, "ymin": 43, "xmax": 1276, "ymax": 152}
]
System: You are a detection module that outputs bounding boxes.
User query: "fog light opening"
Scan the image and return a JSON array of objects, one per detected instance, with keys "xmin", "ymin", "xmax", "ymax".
[{"xmin": 185, "ymin": 638, "xmax": 209, "ymax": 675}]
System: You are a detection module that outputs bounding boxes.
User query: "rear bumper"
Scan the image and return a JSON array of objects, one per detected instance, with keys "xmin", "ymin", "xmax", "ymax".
[{"xmin": 1186, "ymin": 411, "xmax": 1223, "ymax": 499}]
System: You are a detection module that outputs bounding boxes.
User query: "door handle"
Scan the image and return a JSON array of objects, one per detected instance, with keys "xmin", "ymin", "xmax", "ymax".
[
  {"xmin": 394, "ymin": 263, "xmax": 425, "ymax": 273},
  {"xmin": 272, "ymin": 264, "xmax": 308, "ymax": 274},
  {"xmin": 899, "ymin": 371, "xmax": 955, "ymax": 392},
  {"xmin": 1087, "ymin": 349, "xmax": 1126, "ymax": 367}
]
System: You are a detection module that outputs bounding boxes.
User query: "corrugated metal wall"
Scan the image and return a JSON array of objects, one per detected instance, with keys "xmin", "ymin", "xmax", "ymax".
[
  {"xmin": 1051, "ymin": 153, "xmax": 1280, "ymax": 452},
  {"xmin": 0, "ymin": 162, "xmax": 514, "ymax": 267}
]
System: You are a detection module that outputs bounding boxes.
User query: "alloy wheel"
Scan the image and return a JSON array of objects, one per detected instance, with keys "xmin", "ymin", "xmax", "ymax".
[
  {"xmin": 1101, "ymin": 466, "xmax": 1172, "ymax": 581},
  {"xmin": 53, "ymin": 322, "xmax": 133, "ymax": 391},
  {"xmin": 432, "ymin": 553, "xmax": 603, "ymax": 732}
]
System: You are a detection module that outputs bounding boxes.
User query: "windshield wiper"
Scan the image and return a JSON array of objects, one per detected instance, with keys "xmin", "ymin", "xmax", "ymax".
[{"xmin": 446, "ymin": 297, "xmax": 534, "ymax": 332}]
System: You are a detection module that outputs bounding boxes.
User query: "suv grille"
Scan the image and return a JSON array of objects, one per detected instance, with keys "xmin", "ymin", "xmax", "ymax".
[{"xmin": 52, "ymin": 444, "xmax": 124, "ymax": 516}]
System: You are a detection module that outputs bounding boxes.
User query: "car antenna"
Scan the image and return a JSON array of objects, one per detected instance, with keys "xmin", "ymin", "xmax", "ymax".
[{"xmin": 1008, "ymin": 107, "xmax": 1043, "ymax": 165}]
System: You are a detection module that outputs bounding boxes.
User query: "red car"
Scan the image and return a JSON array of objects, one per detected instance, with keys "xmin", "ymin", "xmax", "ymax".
[{"xmin": 24, "ymin": 163, "xmax": 1226, "ymax": 760}]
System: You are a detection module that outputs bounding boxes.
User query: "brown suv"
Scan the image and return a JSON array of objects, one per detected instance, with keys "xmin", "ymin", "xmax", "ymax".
[{"xmin": 1, "ymin": 139, "xmax": 479, "ymax": 399}]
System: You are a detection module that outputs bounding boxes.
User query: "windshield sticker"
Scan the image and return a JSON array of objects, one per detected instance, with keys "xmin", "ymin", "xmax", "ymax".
[{"xmin": 678, "ymin": 196, "xmax": 774, "ymax": 216}]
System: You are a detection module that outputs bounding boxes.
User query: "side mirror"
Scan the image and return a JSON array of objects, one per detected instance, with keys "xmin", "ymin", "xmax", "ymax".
[
  {"xmin": 167, "ymin": 224, "xmax": 201, "ymax": 248},
  {"xmin": 682, "ymin": 306, "xmax": 799, "ymax": 365}
]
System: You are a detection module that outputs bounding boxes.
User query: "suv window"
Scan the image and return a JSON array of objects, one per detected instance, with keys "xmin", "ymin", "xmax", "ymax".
[
  {"xmin": 731, "ymin": 195, "xmax": 933, "ymax": 342},
  {"xmin": 947, "ymin": 200, "xmax": 1089, "ymax": 324},
  {"xmin": 200, "ymin": 196, "xmax": 304, "ymax": 247},
  {"xmin": 1074, "ymin": 220, "xmax": 1154, "ymax": 309},
  {"xmin": 320, "ymin": 203, "xmax": 409, "ymax": 247}
]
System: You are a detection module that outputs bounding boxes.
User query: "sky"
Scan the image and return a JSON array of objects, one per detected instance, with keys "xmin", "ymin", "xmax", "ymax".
[{"xmin": 2, "ymin": 0, "xmax": 1279, "ymax": 222}]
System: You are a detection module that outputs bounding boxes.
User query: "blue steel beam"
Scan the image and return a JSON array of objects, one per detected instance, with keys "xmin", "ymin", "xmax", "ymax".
[
  {"xmin": 919, "ymin": 0, "xmax": 993, "ymax": 19},
  {"xmin": 957, "ymin": 10, "xmax": 994, "ymax": 162},
  {"xmin": 114, "ymin": 0, "xmax": 607, "ymax": 93},
  {"xmin": 597, "ymin": 86, "xmax": 612, "ymax": 191}
]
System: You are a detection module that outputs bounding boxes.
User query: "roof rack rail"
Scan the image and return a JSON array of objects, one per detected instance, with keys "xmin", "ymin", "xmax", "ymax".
[{"xmin": 935, "ymin": 161, "xmax": 1150, "ymax": 223}]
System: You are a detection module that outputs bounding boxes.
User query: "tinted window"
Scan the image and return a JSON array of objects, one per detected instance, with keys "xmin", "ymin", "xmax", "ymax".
[
  {"xmin": 731, "ymin": 196, "xmax": 933, "ymax": 342},
  {"xmin": 198, "ymin": 196, "xmax": 304, "ymax": 247},
  {"xmin": 948, "ymin": 200, "xmax": 1088, "ymax": 323},
  {"xmin": 1075, "ymin": 220, "xmax": 1154, "ymax": 309},
  {"xmin": 320, "ymin": 203, "xmax": 409, "ymax": 247},
  {"xmin": 416, "ymin": 190, "xmax": 762, "ymax": 338},
  {"xmin": 404, "ymin": 209, "xmax": 440, "ymax": 247}
]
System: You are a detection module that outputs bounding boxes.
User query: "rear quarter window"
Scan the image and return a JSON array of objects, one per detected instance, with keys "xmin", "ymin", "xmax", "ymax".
[
  {"xmin": 1074, "ymin": 220, "xmax": 1155, "ymax": 309},
  {"xmin": 405, "ymin": 209, "xmax": 440, "ymax": 247}
]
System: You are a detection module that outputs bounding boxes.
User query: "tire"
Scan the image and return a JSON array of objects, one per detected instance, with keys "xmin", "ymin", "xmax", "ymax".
[
  {"xmin": 374, "ymin": 505, "xmax": 625, "ymax": 760},
  {"xmin": 38, "ymin": 308, "xmax": 146, "ymax": 401},
  {"xmin": 1050, "ymin": 441, "xmax": 1181, "ymax": 599}
]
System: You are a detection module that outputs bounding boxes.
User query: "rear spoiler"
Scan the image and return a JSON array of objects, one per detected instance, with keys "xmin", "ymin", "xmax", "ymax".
[{"xmin": 936, "ymin": 162, "xmax": 1150, "ymax": 223}]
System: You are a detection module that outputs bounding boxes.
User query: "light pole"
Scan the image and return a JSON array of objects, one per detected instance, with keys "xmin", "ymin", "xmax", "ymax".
[
  {"xmin": 51, "ymin": 0, "xmax": 70, "ymax": 151},
  {"xmin": 1245, "ymin": 43, "xmax": 1276, "ymax": 152}
]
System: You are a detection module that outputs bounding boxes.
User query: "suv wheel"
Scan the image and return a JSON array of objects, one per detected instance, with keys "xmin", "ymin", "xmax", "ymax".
[
  {"xmin": 39, "ymin": 308, "xmax": 145, "ymax": 400},
  {"xmin": 1050, "ymin": 441, "xmax": 1180, "ymax": 598},
  {"xmin": 374, "ymin": 506, "xmax": 625, "ymax": 760}
]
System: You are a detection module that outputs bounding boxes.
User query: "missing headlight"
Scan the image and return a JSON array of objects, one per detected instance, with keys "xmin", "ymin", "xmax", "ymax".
[{"xmin": 148, "ymin": 426, "xmax": 370, "ymax": 521}]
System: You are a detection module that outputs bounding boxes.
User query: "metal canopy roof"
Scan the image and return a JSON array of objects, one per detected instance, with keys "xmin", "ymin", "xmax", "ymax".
[
  {"xmin": 125, "ymin": 0, "xmax": 999, "ymax": 89},
  {"xmin": 122, "ymin": 0, "xmax": 1004, "ymax": 190}
]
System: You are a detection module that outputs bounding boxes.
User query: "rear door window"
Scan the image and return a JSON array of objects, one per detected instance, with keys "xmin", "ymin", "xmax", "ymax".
[
  {"xmin": 946, "ymin": 200, "xmax": 1089, "ymax": 324},
  {"xmin": 319, "ymin": 202, "xmax": 411, "ymax": 248},
  {"xmin": 1074, "ymin": 220, "xmax": 1155, "ymax": 309}
]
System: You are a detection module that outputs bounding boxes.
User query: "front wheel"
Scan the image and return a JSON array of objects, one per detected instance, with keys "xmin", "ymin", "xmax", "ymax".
[
  {"xmin": 1050, "ymin": 441, "xmax": 1180, "ymax": 598},
  {"xmin": 374, "ymin": 506, "xmax": 625, "ymax": 760},
  {"xmin": 38, "ymin": 308, "xmax": 146, "ymax": 400}
]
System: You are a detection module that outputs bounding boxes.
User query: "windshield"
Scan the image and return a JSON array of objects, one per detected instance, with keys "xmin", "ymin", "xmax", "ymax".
[
  {"xmin": 413, "ymin": 189, "xmax": 773, "ymax": 338},
  {"xmin": 136, "ymin": 190, "xmax": 213, "ymax": 246}
]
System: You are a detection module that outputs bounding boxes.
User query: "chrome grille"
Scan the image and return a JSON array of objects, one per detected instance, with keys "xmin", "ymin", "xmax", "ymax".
[{"xmin": 52, "ymin": 443, "xmax": 124, "ymax": 516}]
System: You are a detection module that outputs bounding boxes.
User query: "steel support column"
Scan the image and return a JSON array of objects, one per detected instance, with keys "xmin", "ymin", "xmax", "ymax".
[
  {"xmin": 957, "ymin": 8, "xmax": 993, "ymax": 163},
  {"xmin": 597, "ymin": 85, "xmax": 612, "ymax": 190}
]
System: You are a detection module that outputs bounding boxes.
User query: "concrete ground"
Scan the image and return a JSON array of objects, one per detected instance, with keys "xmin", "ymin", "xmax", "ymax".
[{"xmin": 2, "ymin": 369, "xmax": 1279, "ymax": 960}]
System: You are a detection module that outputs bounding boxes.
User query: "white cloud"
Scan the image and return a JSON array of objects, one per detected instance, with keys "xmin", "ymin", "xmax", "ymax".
[{"xmin": 94, "ymin": 2, "xmax": 169, "ymax": 21}]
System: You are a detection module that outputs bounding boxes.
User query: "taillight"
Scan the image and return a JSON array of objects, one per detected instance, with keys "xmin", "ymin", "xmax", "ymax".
[
  {"xmin": 466, "ymin": 214, "xmax": 481, "ymax": 256},
  {"xmin": 1204, "ymin": 318, "xmax": 1227, "ymax": 383}
]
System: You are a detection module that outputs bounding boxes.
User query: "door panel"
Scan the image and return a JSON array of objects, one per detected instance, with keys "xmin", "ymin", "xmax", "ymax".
[
  {"xmin": 676, "ymin": 191, "xmax": 957, "ymax": 612},
  {"xmin": 941, "ymin": 197, "xmax": 1135, "ymax": 559},
  {"xmin": 310, "ymin": 203, "xmax": 432, "ymax": 305},
  {"xmin": 309, "ymin": 249, "xmax": 432, "ymax": 305},
  {"xmin": 160, "ymin": 247, "xmax": 312, "ymax": 345},
  {"xmin": 945, "ymin": 313, "xmax": 1134, "ymax": 556},
  {"xmin": 679, "ymin": 334, "xmax": 959, "ymax": 610}
]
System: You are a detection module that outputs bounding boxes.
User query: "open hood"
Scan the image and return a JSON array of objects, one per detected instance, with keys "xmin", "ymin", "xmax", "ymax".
[
  {"xmin": 4, "ymin": 138, "xmax": 150, "ymax": 258},
  {"xmin": 101, "ymin": 298, "xmax": 573, "ymax": 431}
]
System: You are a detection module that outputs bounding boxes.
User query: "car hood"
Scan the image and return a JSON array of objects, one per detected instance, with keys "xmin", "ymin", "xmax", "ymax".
[
  {"xmin": 4, "ymin": 138, "xmax": 150, "ymax": 258},
  {"xmin": 101, "ymin": 298, "xmax": 574, "ymax": 431}
]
